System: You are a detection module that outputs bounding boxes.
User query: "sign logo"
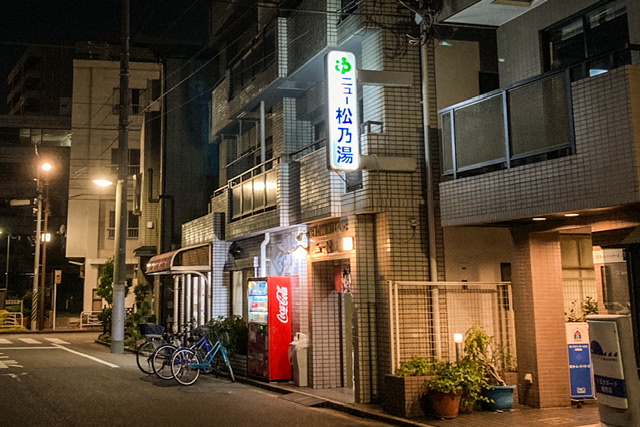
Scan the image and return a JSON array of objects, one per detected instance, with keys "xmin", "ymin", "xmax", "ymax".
[
  {"xmin": 275, "ymin": 285, "xmax": 289, "ymax": 324},
  {"xmin": 326, "ymin": 50, "xmax": 360, "ymax": 171}
]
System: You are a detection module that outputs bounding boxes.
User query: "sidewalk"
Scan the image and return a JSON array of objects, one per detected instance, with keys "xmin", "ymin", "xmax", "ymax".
[
  {"xmin": 237, "ymin": 377, "xmax": 602, "ymax": 427},
  {"xmin": 1, "ymin": 324, "xmax": 602, "ymax": 427}
]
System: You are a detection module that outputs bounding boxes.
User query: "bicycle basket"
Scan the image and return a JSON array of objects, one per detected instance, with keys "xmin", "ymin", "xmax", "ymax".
[
  {"xmin": 139, "ymin": 323, "xmax": 165, "ymax": 337},
  {"xmin": 216, "ymin": 331, "xmax": 230, "ymax": 347},
  {"xmin": 193, "ymin": 326, "xmax": 211, "ymax": 338}
]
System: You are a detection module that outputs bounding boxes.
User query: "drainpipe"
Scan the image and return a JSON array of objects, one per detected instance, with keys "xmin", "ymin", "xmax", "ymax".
[
  {"xmin": 260, "ymin": 100, "xmax": 266, "ymax": 165},
  {"xmin": 418, "ymin": 7, "xmax": 439, "ymax": 282},
  {"xmin": 260, "ymin": 232, "xmax": 270, "ymax": 277}
]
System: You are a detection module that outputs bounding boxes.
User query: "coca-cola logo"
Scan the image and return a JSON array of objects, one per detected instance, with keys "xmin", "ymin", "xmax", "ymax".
[{"xmin": 276, "ymin": 285, "xmax": 289, "ymax": 324}]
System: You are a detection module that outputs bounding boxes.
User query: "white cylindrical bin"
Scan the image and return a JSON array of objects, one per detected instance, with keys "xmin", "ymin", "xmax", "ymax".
[{"xmin": 289, "ymin": 332, "xmax": 309, "ymax": 387}]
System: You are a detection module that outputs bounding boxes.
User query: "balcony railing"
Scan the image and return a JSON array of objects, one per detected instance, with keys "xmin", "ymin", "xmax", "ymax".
[
  {"xmin": 439, "ymin": 45, "xmax": 640, "ymax": 179},
  {"xmin": 107, "ymin": 228, "xmax": 139, "ymax": 239},
  {"xmin": 229, "ymin": 159, "xmax": 279, "ymax": 221}
]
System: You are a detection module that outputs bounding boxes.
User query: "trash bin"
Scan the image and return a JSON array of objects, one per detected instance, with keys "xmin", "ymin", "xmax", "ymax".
[{"xmin": 289, "ymin": 332, "xmax": 309, "ymax": 387}]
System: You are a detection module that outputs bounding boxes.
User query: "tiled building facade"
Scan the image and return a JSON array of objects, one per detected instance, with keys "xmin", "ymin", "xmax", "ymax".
[
  {"xmin": 161, "ymin": 0, "xmax": 640, "ymax": 413},
  {"xmin": 436, "ymin": 0, "xmax": 640, "ymax": 409}
]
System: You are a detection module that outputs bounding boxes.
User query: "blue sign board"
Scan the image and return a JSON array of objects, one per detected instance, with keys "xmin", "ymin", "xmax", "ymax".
[{"xmin": 566, "ymin": 323, "xmax": 594, "ymax": 399}]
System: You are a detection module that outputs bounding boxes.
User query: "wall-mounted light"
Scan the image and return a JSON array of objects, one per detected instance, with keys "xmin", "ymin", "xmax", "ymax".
[
  {"xmin": 565, "ymin": 213, "xmax": 580, "ymax": 217},
  {"xmin": 41, "ymin": 233, "xmax": 51, "ymax": 242},
  {"xmin": 532, "ymin": 217, "xmax": 546, "ymax": 221},
  {"xmin": 93, "ymin": 179, "xmax": 113, "ymax": 187},
  {"xmin": 342, "ymin": 236, "xmax": 354, "ymax": 251}
]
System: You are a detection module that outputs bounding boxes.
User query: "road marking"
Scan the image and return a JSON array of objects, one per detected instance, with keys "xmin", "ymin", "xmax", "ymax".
[
  {"xmin": 18, "ymin": 338, "xmax": 41, "ymax": 345},
  {"xmin": 0, "ymin": 359, "xmax": 22, "ymax": 369},
  {"xmin": 52, "ymin": 344, "xmax": 119, "ymax": 368},
  {"xmin": 0, "ymin": 347, "xmax": 57, "ymax": 350},
  {"xmin": 45, "ymin": 338, "xmax": 70, "ymax": 345},
  {"xmin": 0, "ymin": 339, "xmax": 11, "ymax": 345}
]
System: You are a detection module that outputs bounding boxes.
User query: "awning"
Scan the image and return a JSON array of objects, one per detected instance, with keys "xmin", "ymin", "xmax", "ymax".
[{"xmin": 145, "ymin": 243, "xmax": 211, "ymax": 274}]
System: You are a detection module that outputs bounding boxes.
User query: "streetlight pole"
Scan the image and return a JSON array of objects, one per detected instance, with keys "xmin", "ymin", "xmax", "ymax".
[
  {"xmin": 112, "ymin": 0, "xmax": 130, "ymax": 354},
  {"xmin": 31, "ymin": 172, "xmax": 44, "ymax": 330},
  {"xmin": 38, "ymin": 181, "xmax": 51, "ymax": 330}
]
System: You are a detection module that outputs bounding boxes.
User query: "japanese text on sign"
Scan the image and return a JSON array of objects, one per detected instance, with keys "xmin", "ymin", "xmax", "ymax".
[{"xmin": 326, "ymin": 50, "xmax": 360, "ymax": 171}]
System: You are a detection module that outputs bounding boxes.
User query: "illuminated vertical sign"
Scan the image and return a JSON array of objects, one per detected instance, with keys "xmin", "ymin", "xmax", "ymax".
[{"xmin": 326, "ymin": 50, "xmax": 360, "ymax": 171}]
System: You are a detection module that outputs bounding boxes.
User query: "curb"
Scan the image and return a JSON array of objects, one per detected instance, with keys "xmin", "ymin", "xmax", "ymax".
[{"xmin": 234, "ymin": 375, "xmax": 432, "ymax": 427}]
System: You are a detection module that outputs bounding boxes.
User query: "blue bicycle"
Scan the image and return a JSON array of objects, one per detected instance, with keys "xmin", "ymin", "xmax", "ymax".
[{"xmin": 170, "ymin": 326, "xmax": 235, "ymax": 386}]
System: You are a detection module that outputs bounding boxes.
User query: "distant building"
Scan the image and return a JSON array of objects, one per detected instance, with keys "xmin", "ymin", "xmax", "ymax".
[{"xmin": 6, "ymin": 46, "xmax": 74, "ymax": 117}]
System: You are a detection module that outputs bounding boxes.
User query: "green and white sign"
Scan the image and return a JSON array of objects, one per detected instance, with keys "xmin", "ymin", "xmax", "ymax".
[{"xmin": 326, "ymin": 50, "xmax": 360, "ymax": 171}]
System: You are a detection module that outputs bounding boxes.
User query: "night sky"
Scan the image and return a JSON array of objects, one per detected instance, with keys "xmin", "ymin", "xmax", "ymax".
[{"xmin": 0, "ymin": 0, "xmax": 210, "ymax": 114}]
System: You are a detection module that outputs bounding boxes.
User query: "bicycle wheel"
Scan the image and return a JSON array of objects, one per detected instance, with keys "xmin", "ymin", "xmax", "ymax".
[
  {"xmin": 152, "ymin": 344, "xmax": 176, "ymax": 380},
  {"xmin": 220, "ymin": 348, "xmax": 235, "ymax": 382},
  {"xmin": 171, "ymin": 348, "xmax": 201, "ymax": 386},
  {"xmin": 136, "ymin": 340, "xmax": 157, "ymax": 375}
]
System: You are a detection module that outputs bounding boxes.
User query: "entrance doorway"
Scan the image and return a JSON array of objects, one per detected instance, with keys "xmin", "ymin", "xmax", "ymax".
[{"xmin": 310, "ymin": 260, "xmax": 353, "ymax": 390}]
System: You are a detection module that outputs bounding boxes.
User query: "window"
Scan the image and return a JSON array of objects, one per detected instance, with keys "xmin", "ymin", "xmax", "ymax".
[
  {"xmin": 112, "ymin": 88, "xmax": 146, "ymax": 115},
  {"xmin": 542, "ymin": 0, "xmax": 629, "ymax": 78},
  {"xmin": 111, "ymin": 148, "xmax": 140, "ymax": 175},
  {"xmin": 108, "ymin": 210, "xmax": 140, "ymax": 239}
]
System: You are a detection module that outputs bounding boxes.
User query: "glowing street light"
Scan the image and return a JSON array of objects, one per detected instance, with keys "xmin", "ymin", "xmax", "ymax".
[{"xmin": 93, "ymin": 179, "xmax": 114, "ymax": 188}]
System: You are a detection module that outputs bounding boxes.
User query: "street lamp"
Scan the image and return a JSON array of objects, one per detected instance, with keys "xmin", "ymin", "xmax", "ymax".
[{"xmin": 0, "ymin": 231, "xmax": 18, "ymax": 291}]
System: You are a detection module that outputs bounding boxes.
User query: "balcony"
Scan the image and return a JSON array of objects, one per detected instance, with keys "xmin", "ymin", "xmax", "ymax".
[
  {"xmin": 440, "ymin": 45, "xmax": 640, "ymax": 179},
  {"xmin": 438, "ymin": 47, "xmax": 640, "ymax": 226}
]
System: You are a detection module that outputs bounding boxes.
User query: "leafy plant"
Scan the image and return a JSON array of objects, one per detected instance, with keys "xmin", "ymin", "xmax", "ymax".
[
  {"xmin": 424, "ymin": 359, "xmax": 489, "ymax": 410},
  {"xmin": 565, "ymin": 296, "xmax": 598, "ymax": 322},
  {"xmin": 96, "ymin": 258, "xmax": 133, "ymax": 341},
  {"xmin": 207, "ymin": 315, "xmax": 248, "ymax": 355},
  {"xmin": 395, "ymin": 356, "xmax": 435, "ymax": 377}
]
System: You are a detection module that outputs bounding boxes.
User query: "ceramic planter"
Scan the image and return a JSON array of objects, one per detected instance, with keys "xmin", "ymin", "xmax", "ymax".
[
  {"xmin": 482, "ymin": 385, "xmax": 517, "ymax": 411},
  {"xmin": 427, "ymin": 390, "xmax": 462, "ymax": 419}
]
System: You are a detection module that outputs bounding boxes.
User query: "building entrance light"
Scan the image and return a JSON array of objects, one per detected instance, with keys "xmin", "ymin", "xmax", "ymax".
[{"xmin": 93, "ymin": 179, "xmax": 114, "ymax": 187}]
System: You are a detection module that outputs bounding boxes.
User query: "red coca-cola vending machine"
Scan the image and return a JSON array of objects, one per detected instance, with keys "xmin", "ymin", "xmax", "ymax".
[{"xmin": 247, "ymin": 277, "xmax": 292, "ymax": 381}]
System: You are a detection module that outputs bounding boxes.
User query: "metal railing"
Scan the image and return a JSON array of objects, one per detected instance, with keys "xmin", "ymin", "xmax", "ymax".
[
  {"xmin": 0, "ymin": 312, "xmax": 24, "ymax": 329},
  {"xmin": 439, "ymin": 44, "xmax": 640, "ymax": 179},
  {"xmin": 388, "ymin": 281, "xmax": 516, "ymax": 373},
  {"xmin": 80, "ymin": 311, "xmax": 102, "ymax": 329}
]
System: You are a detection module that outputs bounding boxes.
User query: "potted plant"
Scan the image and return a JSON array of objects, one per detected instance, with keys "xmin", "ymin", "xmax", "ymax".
[
  {"xmin": 383, "ymin": 356, "xmax": 436, "ymax": 418},
  {"xmin": 463, "ymin": 326, "xmax": 517, "ymax": 411},
  {"xmin": 424, "ymin": 359, "xmax": 483, "ymax": 419}
]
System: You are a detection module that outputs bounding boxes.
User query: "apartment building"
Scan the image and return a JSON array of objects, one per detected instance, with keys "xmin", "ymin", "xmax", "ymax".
[{"xmin": 434, "ymin": 0, "xmax": 640, "ymax": 408}]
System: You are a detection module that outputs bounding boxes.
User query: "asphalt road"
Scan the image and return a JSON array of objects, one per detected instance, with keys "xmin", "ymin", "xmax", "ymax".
[{"xmin": 0, "ymin": 332, "xmax": 389, "ymax": 427}]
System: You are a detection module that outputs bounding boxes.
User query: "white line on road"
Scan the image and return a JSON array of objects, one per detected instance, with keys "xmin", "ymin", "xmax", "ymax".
[
  {"xmin": 0, "ymin": 360, "xmax": 22, "ymax": 369},
  {"xmin": 0, "ymin": 347, "xmax": 56, "ymax": 350},
  {"xmin": 52, "ymin": 344, "xmax": 119, "ymax": 368},
  {"xmin": 0, "ymin": 339, "xmax": 11, "ymax": 345},
  {"xmin": 45, "ymin": 338, "xmax": 70, "ymax": 345},
  {"xmin": 18, "ymin": 338, "xmax": 41, "ymax": 345}
]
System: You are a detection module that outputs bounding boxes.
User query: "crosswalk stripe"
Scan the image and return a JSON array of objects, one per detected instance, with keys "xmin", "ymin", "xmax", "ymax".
[
  {"xmin": 45, "ymin": 338, "xmax": 69, "ymax": 345},
  {"xmin": 0, "ymin": 339, "xmax": 11, "ymax": 345},
  {"xmin": 18, "ymin": 338, "xmax": 41, "ymax": 345}
]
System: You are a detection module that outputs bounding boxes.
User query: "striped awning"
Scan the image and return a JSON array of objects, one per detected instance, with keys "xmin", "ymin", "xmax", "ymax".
[{"xmin": 145, "ymin": 243, "xmax": 211, "ymax": 274}]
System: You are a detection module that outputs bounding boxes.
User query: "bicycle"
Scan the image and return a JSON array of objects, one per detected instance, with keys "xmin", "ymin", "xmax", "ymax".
[
  {"xmin": 136, "ymin": 323, "xmax": 166, "ymax": 375},
  {"xmin": 170, "ymin": 326, "xmax": 235, "ymax": 386},
  {"xmin": 150, "ymin": 321, "xmax": 195, "ymax": 380}
]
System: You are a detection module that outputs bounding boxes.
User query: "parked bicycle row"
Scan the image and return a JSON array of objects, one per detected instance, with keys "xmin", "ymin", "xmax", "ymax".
[{"xmin": 136, "ymin": 320, "xmax": 235, "ymax": 386}]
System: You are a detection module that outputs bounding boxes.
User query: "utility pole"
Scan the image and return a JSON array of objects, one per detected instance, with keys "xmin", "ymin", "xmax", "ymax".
[
  {"xmin": 38, "ymin": 181, "xmax": 50, "ymax": 330},
  {"xmin": 31, "ymin": 173, "xmax": 43, "ymax": 330},
  {"xmin": 112, "ymin": 0, "xmax": 130, "ymax": 354}
]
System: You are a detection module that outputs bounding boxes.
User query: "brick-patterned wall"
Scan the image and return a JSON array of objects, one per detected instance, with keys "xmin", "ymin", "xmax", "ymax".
[
  {"xmin": 287, "ymin": 0, "xmax": 329, "ymax": 72},
  {"xmin": 511, "ymin": 228, "xmax": 570, "ymax": 408},
  {"xmin": 441, "ymin": 66, "xmax": 640, "ymax": 226}
]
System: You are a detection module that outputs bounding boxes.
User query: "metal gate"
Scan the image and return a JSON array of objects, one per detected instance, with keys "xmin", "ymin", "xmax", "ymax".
[{"xmin": 389, "ymin": 281, "xmax": 516, "ymax": 371}]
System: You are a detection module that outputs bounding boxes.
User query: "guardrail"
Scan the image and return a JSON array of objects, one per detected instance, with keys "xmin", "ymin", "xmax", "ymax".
[
  {"xmin": 0, "ymin": 311, "xmax": 24, "ymax": 329},
  {"xmin": 80, "ymin": 311, "xmax": 102, "ymax": 329}
]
